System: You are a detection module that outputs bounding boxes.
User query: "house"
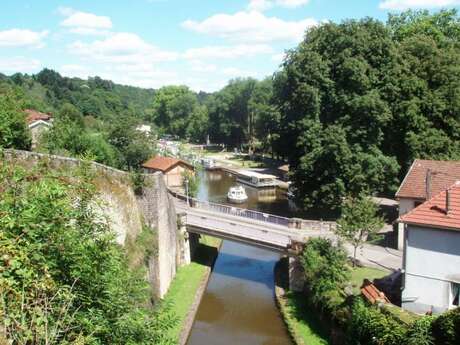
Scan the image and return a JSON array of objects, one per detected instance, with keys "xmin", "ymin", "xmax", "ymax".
[
  {"xmin": 142, "ymin": 156, "xmax": 194, "ymax": 188},
  {"xmin": 395, "ymin": 159, "xmax": 460, "ymax": 250},
  {"xmin": 399, "ymin": 181, "xmax": 460, "ymax": 314},
  {"xmin": 25, "ymin": 109, "xmax": 53, "ymax": 148}
]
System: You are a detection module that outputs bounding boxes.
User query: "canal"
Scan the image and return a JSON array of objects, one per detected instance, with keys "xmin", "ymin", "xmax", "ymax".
[{"xmin": 186, "ymin": 170, "xmax": 297, "ymax": 345}]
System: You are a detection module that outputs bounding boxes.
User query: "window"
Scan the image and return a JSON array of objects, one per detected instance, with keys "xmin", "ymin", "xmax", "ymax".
[{"xmin": 451, "ymin": 283, "xmax": 460, "ymax": 308}]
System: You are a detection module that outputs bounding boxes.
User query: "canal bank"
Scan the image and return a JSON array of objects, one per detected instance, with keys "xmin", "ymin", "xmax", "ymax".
[
  {"xmin": 161, "ymin": 235, "xmax": 222, "ymax": 344},
  {"xmin": 183, "ymin": 170, "xmax": 295, "ymax": 345}
]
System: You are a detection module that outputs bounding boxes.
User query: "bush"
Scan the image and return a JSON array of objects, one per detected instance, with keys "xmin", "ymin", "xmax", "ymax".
[
  {"xmin": 0, "ymin": 160, "xmax": 175, "ymax": 344},
  {"xmin": 432, "ymin": 307, "xmax": 460, "ymax": 345},
  {"xmin": 347, "ymin": 299, "xmax": 407, "ymax": 345},
  {"xmin": 406, "ymin": 316, "xmax": 435, "ymax": 345},
  {"xmin": 300, "ymin": 238, "xmax": 350, "ymax": 320}
]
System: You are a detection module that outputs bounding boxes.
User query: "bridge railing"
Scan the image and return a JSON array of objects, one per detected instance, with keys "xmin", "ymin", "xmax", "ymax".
[
  {"xmin": 169, "ymin": 190, "xmax": 290, "ymax": 227},
  {"xmin": 168, "ymin": 189, "xmax": 336, "ymax": 232}
]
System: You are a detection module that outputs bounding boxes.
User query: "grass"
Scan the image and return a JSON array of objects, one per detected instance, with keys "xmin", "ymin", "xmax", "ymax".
[
  {"xmin": 350, "ymin": 266, "xmax": 388, "ymax": 294},
  {"xmin": 278, "ymin": 291, "xmax": 331, "ymax": 345},
  {"xmin": 161, "ymin": 235, "xmax": 221, "ymax": 342}
]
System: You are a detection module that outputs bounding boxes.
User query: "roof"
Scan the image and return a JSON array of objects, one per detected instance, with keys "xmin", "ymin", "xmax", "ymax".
[
  {"xmin": 399, "ymin": 181, "xmax": 460, "ymax": 231},
  {"xmin": 142, "ymin": 156, "xmax": 193, "ymax": 172},
  {"xmin": 238, "ymin": 170, "xmax": 277, "ymax": 179},
  {"xmin": 396, "ymin": 159, "xmax": 460, "ymax": 200},
  {"xmin": 24, "ymin": 109, "xmax": 52, "ymax": 125},
  {"xmin": 361, "ymin": 279, "xmax": 390, "ymax": 305}
]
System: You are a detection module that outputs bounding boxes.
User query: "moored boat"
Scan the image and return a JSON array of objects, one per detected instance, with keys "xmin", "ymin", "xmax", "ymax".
[{"xmin": 227, "ymin": 185, "xmax": 248, "ymax": 203}]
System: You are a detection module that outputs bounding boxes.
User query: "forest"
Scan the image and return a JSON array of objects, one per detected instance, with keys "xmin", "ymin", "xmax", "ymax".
[{"xmin": 1, "ymin": 10, "xmax": 460, "ymax": 212}]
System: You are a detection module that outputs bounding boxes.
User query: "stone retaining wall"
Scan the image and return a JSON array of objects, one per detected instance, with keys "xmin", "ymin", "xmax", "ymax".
[{"xmin": 3, "ymin": 149, "xmax": 186, "ymax": 299}]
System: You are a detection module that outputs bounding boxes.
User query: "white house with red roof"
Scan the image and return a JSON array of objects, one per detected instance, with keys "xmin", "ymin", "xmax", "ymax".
[
  {"xmin": 24, "ymin": 109, "xmax": 53, "ymax": 148},
  {"xmin": 395, "ymin": 159, "xmax": 460, "ymax": 250},
  {"xmin": 399, "ymin": 181, "xmax": 460, "ymax": 314}
]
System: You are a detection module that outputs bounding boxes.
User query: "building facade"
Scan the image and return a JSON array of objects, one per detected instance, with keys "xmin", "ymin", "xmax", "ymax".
[
  {"xmin": 142, "ymin": 156, "xmax": 194, "ymax": 188},
  {"xmin": 399, "ymin": 182, "xmax": 460, "ymax": 314}
]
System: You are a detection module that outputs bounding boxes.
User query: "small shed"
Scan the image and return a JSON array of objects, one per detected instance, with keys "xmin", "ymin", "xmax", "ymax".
[
  {"xmin": 25, "ymin": 109, "xmax": 53, "ymax": 148},
  {"xmin": 142, "ymin": 156, "xmax": 194, "ymax": 188}
]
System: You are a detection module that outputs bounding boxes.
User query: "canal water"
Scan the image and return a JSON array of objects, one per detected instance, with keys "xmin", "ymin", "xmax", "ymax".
[{"xmin": 186, "ymin": 170, "xmax": 296, "ymax": 345}]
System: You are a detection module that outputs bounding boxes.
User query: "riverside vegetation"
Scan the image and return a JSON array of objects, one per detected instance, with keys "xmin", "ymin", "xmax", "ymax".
[
  {"xmin": 280, "ymin": 238, "xmax": 460, "ymax": 345},
  {"xmin": 0, "ymin": 157, "xmax": 176, "ymax": 344}
]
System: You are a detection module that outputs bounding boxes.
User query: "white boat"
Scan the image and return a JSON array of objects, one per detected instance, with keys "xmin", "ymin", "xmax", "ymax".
[
  {"xmin": 236, "ymin": 170, "xmax": 278, "ymax": 188},
  {"xmin": 227, "ymin": 186, "xmax": 248, "ymax": 204},
  {"xmin": 201, "ymin": 158, "xmax": 216, "ymax": 169}
]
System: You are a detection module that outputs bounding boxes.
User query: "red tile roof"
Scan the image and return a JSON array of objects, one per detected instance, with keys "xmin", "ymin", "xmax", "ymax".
[
  {"xmin": 24, "ymin": 109, "xmax": 52, "ymax": 125},
  {"xmin": 396, "ymin": 159, "xmax": 460, "ymax": 200},
  {"xmin": 361, "ymin": 279, "xmax": 390, "ymax": 304},
  {"xmin": 142, "ymin": 156, "xmax": 193, "ymax": 172},
  {"xmin": 399, "ymin": 181, "xmax": 460, "ymax": 231}
]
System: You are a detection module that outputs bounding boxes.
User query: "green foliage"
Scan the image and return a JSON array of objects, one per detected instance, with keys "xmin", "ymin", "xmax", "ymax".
[
  {"xmin": 275, "ymin": 10, "xmax": 460, "ymax": 211},
  {"xmin": 300, "ymin": 238, "xmax": 350, "ymax": 320},
  {"xmin": 182, "ymin": 168, "xmax": 200, "ymax": 198},
  {"xmin": 336, "ymin": 195, "xmax": 384, "ymax": 265},
  {"xmin": 151, "ymin": 85, "xmax": 208, "ymax": 142},
  {"xmin": 406, "ymin": 316, "xmax": 435, "ymax": 345},
  {"xmin": 347, "ymin": 299, "xmax": 407, "ymax": 345},
  {"xmin": 0, "ymin": 160, "xmax": 175, "ymax": 344},
  {"xmin": 431, "ymin": 307, "xmax": 460, "ymax": 345},
  {"xmin": 0, "ymin": 86, "xmax": 31, "ymax": 150}
]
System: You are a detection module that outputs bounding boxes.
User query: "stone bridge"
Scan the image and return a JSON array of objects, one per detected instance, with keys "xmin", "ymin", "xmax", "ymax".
[{"xmin": 170, "ymin": 193, "xmax": 336, "ymax": 291}]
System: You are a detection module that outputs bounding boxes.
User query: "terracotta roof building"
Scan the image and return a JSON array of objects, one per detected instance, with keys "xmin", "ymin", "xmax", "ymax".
[
  {"xmin": 396, "ymin": 159, "xmax": 460, "ymax": 200},
  {"xmin": 24, "ymin": 109, "xmax": 53, "ymax": 149},
  {"xmin": 399, "ymin": 182, "xmax": 460, "ymax": 314},
  {"xmin": 142, "ymin": 156, "xmax": 194, "ymax": 188},
  {"xmin": 24, "ymin": 109, "xmax": 52, "ymax": 125},
  {"xmin": 395, "ymin": 159, "xmax": 460, "ymax": 249},
  {"xmin": 400, "ymin": 181, "xmax": 460, "ymax": 232}
]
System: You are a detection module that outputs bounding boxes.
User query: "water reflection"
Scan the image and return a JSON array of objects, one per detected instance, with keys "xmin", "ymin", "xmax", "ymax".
[{"xmin": 187, "ymin": 170, "xmax": 293, "ymax": 345}]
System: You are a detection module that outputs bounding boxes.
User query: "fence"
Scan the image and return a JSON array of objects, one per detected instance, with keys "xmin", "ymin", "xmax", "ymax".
[{"xmin": 168, "ymin": 189, "xmax": 336, "ymax": 231}]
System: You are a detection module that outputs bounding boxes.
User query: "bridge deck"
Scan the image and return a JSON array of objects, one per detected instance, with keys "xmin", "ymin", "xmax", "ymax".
[{"xmin": 175, "ymin": 201, "xmax": 334, "ymax": 252}]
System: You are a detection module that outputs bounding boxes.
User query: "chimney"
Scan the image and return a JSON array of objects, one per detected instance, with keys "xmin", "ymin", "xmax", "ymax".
[
  {"xmin": 446, "ymin": 189, "xmax": 451, "ymax": 215},
  {"xmin": 425, "ymin": 169, "xmax": 432, "ymax": 200}
]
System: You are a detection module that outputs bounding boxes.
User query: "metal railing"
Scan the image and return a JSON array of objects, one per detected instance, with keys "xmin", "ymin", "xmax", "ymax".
[
  {"xmin": 168, "ymin": 189, "xmax": 336, "ymax": 232},
  {"xmin": 169, "ymin": 190, "xmax": 290, "ymax": 227}
]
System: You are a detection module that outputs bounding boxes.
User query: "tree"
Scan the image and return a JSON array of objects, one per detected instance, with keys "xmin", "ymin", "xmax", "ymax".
[
  {"xmin": 335, "ymin": 195, "xmax": 384, "ymax": 266},
  {"xmin": 0, "ymin": 88, "xmax": 31, "ymax": 150}
]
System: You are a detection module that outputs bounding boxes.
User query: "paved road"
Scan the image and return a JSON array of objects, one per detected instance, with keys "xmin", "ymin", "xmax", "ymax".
[{"xmin": 175, "ymin": 201, "xmax": 402, "ymax": 270}]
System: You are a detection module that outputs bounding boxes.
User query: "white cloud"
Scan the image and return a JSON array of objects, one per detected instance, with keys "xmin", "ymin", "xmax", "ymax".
[
  {"xmin": 184, "ymin": 44, "xmax": 273, "ymax": 60},
  {"xmin": 0, "ymin": 56, "xmax": 41, "ymax": 73},
  {"xmin": 271, "ymin": 52, "xmax": 286, "ymax": 63},
  {"xmin": 60, "ymin": 64, "xmax": 92, "ymax": 79},
  {"xmin": 379, "ymin": 0, "xmax": 460, "ymax": 10},
  {"xmin": 68, "ymin": 32, "xmax": 178, "ymax": 64},
  {"xmin": 0, "ymin": 29, "xmax": 48, "ymax": 48},
  {"xmin": 59, "ymin": 7, "xmax": 112, "ymax": 35},
  {"xmin": 188, "ymin": 60, "xmax": 218, "ymax": 73},
  {"xmin": 222, "ymin": 67, "xmax": 258, "ymax": 78},
  {"xmin": 182, "ymin": 11, "xmax": 317, "ymax": 43},
  {"xmin": 248, "ymin": 0, "xmax": 310, "ymax": 11}
]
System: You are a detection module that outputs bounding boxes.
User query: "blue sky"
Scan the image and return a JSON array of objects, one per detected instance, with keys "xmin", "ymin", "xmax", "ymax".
[{"xmin": 1, "ymin": 0, "xmax": 459, "ymax": 92}]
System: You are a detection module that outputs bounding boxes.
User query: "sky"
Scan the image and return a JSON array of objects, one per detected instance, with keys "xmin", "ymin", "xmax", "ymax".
[{"xmin": 1, "ymin": 0, "xmax": 460, "ymax": 92}]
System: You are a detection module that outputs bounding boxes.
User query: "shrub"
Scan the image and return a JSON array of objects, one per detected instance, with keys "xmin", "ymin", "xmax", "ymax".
[
  {"xmin": 406, "ymin": 316, "xmax": 435, "ymax": 345},
  {"xmin": 431, "ymin": 307, "xmax": 460, "ymax": 345},
  {"xmin": 0, "ymin": 160, "xmax": 176, "ymax": 344},
  {"xmin": 347, "ymin": 298, "xmax": 407, "ymax": 345},
  {"xmin": 300, "ymin": 238, "xmax": 350, "ymax": 321}
]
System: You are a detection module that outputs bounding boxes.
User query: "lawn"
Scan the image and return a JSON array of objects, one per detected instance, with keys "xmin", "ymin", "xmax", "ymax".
[
  {"xmin": 350, "ymin": 266, "xmax": 388, "ymax": 294},
  {"xmin": 279, "ymin": 291, "xmax": 331, "ymax": 345},
  {"xmin": 161, "ymin": 235, "xmax": 221, "ymax": 342}
]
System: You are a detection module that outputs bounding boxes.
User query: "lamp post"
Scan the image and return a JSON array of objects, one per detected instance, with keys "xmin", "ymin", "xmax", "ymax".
[{"xmin": 185, "ymin": 177, "xmax": 189, "ymax": 206}]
